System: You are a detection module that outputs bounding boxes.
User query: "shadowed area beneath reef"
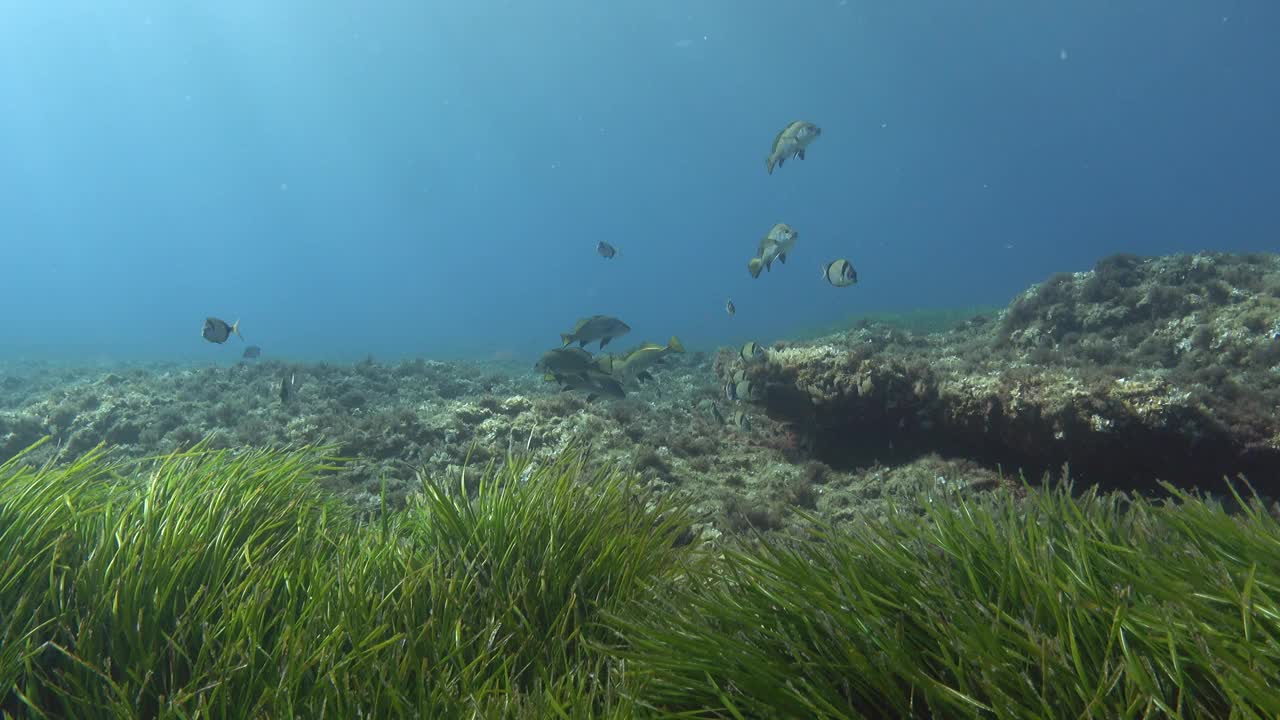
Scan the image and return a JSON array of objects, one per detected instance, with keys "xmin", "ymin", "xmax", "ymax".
[{"xmin": 726, "ymin": 252, "xmax": 1280, "ymax": 496}]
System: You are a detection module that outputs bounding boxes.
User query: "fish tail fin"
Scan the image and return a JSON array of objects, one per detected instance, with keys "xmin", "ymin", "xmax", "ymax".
[
  {"xmin": 766, "ymin": 156, "xmax": 775, "ymax": 174},
  {"xmin": 668, "ymin": 335, "xmax": 685, "ymax": 353},
  {"xmin": 232, "ymin": 320, "xmax": 242, "ymax": 340},
  {"xmin": 779, "ymin": 253, "xmax": 787, "ymax": 264},
  {"xmin": 560, "ymin": 333, "xmax": 573, "ymax": 347}
]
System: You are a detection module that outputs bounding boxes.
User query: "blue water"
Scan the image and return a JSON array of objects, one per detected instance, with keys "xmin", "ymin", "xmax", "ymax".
[{"xmin": 2, "ymin": 1, "xmax": 1277, "ymax": 364}]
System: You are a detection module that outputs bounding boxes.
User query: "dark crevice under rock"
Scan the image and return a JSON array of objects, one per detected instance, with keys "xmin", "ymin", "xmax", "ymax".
[{"xmin": 730, "ymin": 252, "xmax": 1280, "ymax": 497}]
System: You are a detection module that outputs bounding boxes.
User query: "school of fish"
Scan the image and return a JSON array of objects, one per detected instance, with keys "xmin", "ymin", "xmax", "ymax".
[{"xmin": 200, "ymin": 121, "xmax": 858, "ymax": 414}]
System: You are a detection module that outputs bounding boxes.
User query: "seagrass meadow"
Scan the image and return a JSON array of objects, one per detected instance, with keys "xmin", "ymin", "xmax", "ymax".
[
  {"xmin": 2, "ymin": 438, "xmax": 1278, "ymax": 718},
  {"xmin": 5, "ymin": 0, "xmax": 1279, "ymax": 711}
]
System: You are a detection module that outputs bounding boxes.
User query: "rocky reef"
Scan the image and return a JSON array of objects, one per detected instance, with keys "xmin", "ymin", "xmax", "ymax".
[
  {"xmin": 720, "ymin": 252, "xmax": 1280, "ymax": 495},
  {"xmin": 4, "ymin": 252, "xmax": 1276, "ymax": 537},
  {"xmin": 1, "ymin": 348, "xmax": 972, "ymax": 538}
]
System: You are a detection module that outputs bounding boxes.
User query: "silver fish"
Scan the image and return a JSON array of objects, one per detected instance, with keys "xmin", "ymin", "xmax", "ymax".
[{"xmin": 822, "ymin": 259, "xmax": 858, "ymax": 287}]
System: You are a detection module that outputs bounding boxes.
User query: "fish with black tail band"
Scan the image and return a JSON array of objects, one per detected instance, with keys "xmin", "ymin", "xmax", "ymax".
[
  {"xmin": 202, "ymin": 317, "xmax": 241, "ymax": 344},
  {"xmin": 725, "ymin": 377, "xmax": 756, "ymax": 403},
  {"xmin": 822, "ymin": 259, "xmax": 858, "ymax": 287},
  {"xmin": 725, "ymin": 298, "xmax": 736, "ymax": 317},
  {"xmin": 280, "ymin": 373, "xmax": 300, "ymax": 403},
  {"xmin": 739, "ymin": 341, "xmax": 765, "ymax": 362},
  {"xmin": 596, "ymin": 241, "xmax": 619, "ymax": 259},
  {"xmin": 766, "ymin": 121, "xmax": 821, "ymax": 174}
]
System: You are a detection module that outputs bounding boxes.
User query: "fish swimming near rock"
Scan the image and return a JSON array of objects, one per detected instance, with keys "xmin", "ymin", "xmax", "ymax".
[
  {"xmin": 766, "ymin": 121, "xmax": 821, "ymax": 175},
  {"xmin": 536, "ymin": 346, "xmax": 626, "ymax": 400},
  {"xmin": 202, "ymin": 317, "xmax": 241, "ymax": 344},
  {"xmin": 560, "ymin": 315, "xmax": 631, "ymax": 349},
  {"xmin": 553, "ymin": 369, "xmax": 626, "ymax": 402},
  {"xmin": 279, "ymin": 373, "xmax": 300, "ymax": 403},
  {"xmin": 731, "ymin": 409, "xmax": 750, "ymax": 431},
  {"xmin": 750, "ymin": 223, "xmax": 799, "ymax": 278},
  {"xmin": 739, "ymin": 341, "xmax": 765, "ymax": 362},
  {"xmin": 822, "ymin": 259, "xmax": 858, "ymax": 287},
  {"xmin": 536, "ymin": 347, "xmax": 597, "ymax": 378},
  {"xmin": 597, "ymin": 241, "xmax": 619, "ymax": 259},
  {"xmin": 242, "ymin": 345, "xmax": 261, "ymax": 359},
  {"xmin": 725, "ymin": 298, "xmax": 736, "ymax": 317},
  {"xmin": 725, "ymin": 377, "xmax": 756, "ymax": 403},
  {"xmin": 601, "ymin": 336, "xmax": 685, "ymax": 383}
]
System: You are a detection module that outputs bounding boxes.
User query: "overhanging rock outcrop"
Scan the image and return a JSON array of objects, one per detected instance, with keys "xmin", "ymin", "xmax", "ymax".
[{"xmin": 720, "ymin": 252, "xmax": 1280, "ymax": 494}]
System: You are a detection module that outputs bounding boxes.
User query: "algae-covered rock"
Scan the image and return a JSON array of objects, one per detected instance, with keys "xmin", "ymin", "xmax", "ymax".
[
  {"xmin": 720, "ymin": 252, "xmax": 1280, "ymax": 494},
  {"xmin": 10, "ymin": 252, "xmax": 1273, "ymax": 534}
]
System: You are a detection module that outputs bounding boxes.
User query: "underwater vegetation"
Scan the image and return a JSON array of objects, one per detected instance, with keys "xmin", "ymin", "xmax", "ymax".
[
  {"xmin": 2, "ymin": 442, "xmax": 1278, "ymax": 717},
  {"xmin": 0, "ymin": 348, "xmax": 967, "ymax": 538}
]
